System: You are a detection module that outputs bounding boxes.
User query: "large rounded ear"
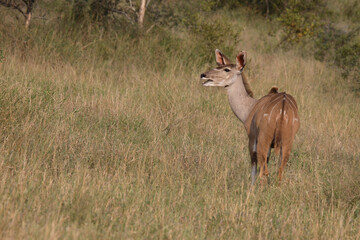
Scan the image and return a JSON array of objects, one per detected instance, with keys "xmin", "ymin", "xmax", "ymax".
[
  {"xmin": 236, "ymin": 51, "xmax": 247, "ymax": 72},
  {"xmin": 215, "ymin": 49, "xmax": 231, "ymax": 66}
]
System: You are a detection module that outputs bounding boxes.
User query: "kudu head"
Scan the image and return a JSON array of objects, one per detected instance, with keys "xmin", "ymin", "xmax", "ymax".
[{"xmin": 200, "ymin": 49, "xmax": 247, "ymax": 87}]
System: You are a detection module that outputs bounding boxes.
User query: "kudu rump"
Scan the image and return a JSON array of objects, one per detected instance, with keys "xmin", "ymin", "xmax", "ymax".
[{"xmin": 200, "ymin": 50, "xmax": 300, "ymax": 184}]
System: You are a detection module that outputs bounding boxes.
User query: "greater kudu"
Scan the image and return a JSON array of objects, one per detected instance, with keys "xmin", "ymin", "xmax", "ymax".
[{"xmin": 200, "ymin": 49, "xmax": 300, "ymax": 184}]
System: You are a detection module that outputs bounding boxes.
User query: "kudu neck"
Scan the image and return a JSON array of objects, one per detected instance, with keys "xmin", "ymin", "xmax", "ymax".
[{"xmin": 226, "ymin": 73, "xmax": 257, "ymax": 123}]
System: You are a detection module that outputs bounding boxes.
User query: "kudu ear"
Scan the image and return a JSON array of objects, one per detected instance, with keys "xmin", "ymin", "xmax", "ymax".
[
  {"xmin": 215, "ymin": 49, "xmax": 231, "ymax": 66},
  {"xmin": 236, "ymin": 51, "xmax": 247, "ymax": 72}
]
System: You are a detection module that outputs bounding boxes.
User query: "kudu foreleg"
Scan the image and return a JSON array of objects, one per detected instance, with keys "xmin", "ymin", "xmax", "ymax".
[
  {"xmin": 249, "ymin": 140, "xmax": 257, "ymax": 185},
  {"xmin": 251, "ymin": 154, "xmax": 257, "ymax": 185}
]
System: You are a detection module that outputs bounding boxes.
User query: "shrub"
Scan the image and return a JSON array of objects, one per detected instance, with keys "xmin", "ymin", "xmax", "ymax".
[
  {"xmin": 183, "ymin": 12, "xmax": 241, "ymax": 62},
  {"xmin": 336, "ymin": 41, "xmax": 360, "ymax": 91},
  {"xmin": 0, "ymin": 50, "xmax": 4, "ymax": 63},
  {"xmin": 315, "ymin": 25, "xmax": 360, "ymax": 92},
  {"xmin": 237, "ymin": 0, "xmax": 326, "ymax": 44},
  {"xmin": 59, "ymin": 0, "xmax": 138, "ymax": 29},
  {"xmin": 344, "ymin": 0, "xmax": 360, "ymax": 23},
  {"xmin": 277, "ymin": 7, "xmax": 319, "ymax": 43},
  {"xmin": 276, "ymin": 0, "xmax": 327, "ymax": 44}
]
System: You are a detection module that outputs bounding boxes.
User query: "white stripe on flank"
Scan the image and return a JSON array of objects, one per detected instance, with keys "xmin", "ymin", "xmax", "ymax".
[
  {"xmin": 268, "ymin": 95, "xmax": 283, "ymax": 105},
  {"xmin": 258, "ymin": 95, "xmax": 283, "ymax": 113},
  {"xmin": 268, "ymin": 101, "xmax": 282, "ymax": 122},
  {"xmin": 284, "ymin": 112, "xmax": 289, "ymax": 124},
  {"xmin": 286, "ymin": 96, "xmax": 298, "ymax": 110},
  {"xmin": 282, "ymin": 96, "xmax": 299, "ymax": 121},
  {"xmin": 285, "ymin": 97, "xmax": 298, "ymax": 118}
]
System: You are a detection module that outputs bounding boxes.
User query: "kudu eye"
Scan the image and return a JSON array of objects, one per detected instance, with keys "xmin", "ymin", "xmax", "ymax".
[{"xmin": 224, "ymin": 68, "xmax": 231, "ymax": 72}]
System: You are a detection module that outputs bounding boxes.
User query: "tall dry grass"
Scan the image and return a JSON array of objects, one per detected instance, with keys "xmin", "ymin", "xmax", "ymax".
[{"xmin": 0, "ymin": 8, "xmax": 360, "ymax": 239}]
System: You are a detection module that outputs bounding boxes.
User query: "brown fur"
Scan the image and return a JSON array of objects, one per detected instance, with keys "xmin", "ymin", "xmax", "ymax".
[{"xmin": 245, "ymin": 91, "xmax": 300, "ymax": 182}]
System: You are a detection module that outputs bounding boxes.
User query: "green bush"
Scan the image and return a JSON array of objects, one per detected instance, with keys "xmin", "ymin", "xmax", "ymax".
[
  {"xmin": 315, "ymin": 25, "xmax": 360, "ymax": 92},
  {"xmin": 344, "ymin": 0, "xmax": 360, "ymax": 23},
  {"xmin": 336, "ymin": 41, "xmax": 360, "ymax": 91},
  {"xmin": 237, "ymin": 0, "xmax": 327, "ymax": 44},
  {"xmin": 64, "ymin": 0, "xmax": 109, "ymax": 22},
  {"xmin": 183, "ymin": 13, "xmax": 241, "ymax": 62},
  {"xmin": 276, "ymin": 0, "xmax": 327, "ymax": 44},
  {"xmin": 240, "ymin": 0, "xmax": 324, "ymax": 17},
  {"xmin": 277, "ymin": 7, "xmax": 319, "ymax": 43},
  {"xmin": 0, "ymin": 50, "xmax": 4, "ymax": 63},
  {"xmin": 58, "ymin": 0, "xmax": 138, "ymax": 29}
]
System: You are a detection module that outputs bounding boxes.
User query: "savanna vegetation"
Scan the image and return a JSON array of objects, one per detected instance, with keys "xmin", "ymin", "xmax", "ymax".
[{"xmin": 0, "ymin": 0, "xmax": 359, "ymax": 239}]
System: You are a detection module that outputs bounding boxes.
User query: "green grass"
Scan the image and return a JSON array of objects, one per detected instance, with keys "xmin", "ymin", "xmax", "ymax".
[{"xmin": 0, "ymin": 6, "xmax": 360, "ymax": 239}]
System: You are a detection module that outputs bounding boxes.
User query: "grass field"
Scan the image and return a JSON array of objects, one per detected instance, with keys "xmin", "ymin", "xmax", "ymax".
[{"xmin": 1, "ymin": 5, "xmax": 360, "ymax": 239}]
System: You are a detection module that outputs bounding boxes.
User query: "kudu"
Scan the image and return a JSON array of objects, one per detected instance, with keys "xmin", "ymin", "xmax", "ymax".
[{"xmin": 200, "ymin": 49, "xmax": 300, "ymax": 184}]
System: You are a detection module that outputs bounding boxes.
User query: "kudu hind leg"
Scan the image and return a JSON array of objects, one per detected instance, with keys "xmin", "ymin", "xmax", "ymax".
[
  {"xmin": 257, "ymin": 142, "xmax": 270, "ymax": 184},
  {"xmin": 258, "ymin": 154, "xmax": 269, "ymax": 184},
  {"xmin": 278, "ymin": 145, "xmax": 291, "ymax": 182},
  {"xmin": 267, "ymin": 147, "xmax": 271, "ymax": 164}
]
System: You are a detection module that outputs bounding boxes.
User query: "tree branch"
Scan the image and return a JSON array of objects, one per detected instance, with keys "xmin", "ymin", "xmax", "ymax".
[
  {"xmin": 138, "ymin": 0, "xmax": 146, "ymax": 29},
  {"xmin": 105, "ymin": 7, "xmax": 136, "ymax": 25},
  {"xmin": 0, "ymin": 0, "xmax": 26, "ymax": 18}
]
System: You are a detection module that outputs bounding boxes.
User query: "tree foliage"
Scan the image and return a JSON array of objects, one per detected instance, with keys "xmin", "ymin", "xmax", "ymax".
[{"xmin": 0, "ymin": 0, "xmax": 35, "ymax": 28}]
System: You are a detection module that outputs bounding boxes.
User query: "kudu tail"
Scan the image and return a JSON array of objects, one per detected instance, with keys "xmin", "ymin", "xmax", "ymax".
[{"xmin": 274, "ymin": 93, "xmax": 286, "ymax": 156}]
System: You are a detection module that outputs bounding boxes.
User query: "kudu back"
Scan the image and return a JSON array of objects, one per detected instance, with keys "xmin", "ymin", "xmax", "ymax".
[{"xmin": 200, "ymin": 49, "xmax": 300, "ymax": 184}]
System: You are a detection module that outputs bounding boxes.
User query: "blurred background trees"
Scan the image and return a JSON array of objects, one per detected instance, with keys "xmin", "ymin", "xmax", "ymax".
[{"xmin": 0, "ymin": 0, "xmax": 359, "ymax": 91}]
